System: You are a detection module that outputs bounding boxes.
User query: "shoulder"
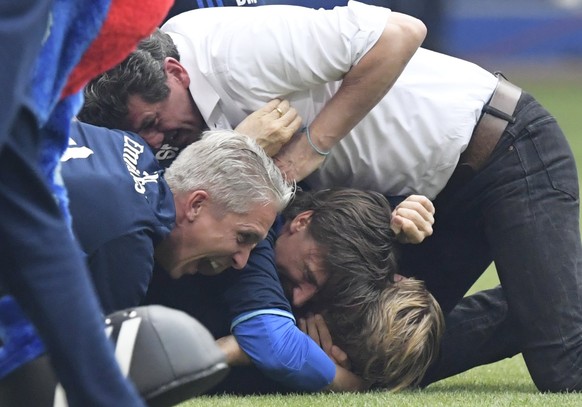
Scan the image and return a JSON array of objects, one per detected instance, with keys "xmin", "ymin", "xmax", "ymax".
[
  {"xmin": 67, "ymin": 120, "xmax": 148, "ymax": 159},
  {"xmin": 63, "ymin": 121, "xmax": 174, "ymax": 249},
  {"xmin": 65, "ymin": 121, "xmax": 161, "ymax": 185}
]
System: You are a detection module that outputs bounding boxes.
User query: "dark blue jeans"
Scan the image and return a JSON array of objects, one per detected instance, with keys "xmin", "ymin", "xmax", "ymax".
[
  {"xmin": 401, "ymin": 92, "xmax": 582, "ymax": 392},
  {"xmin": 420, "ymin": 286, "xmax": 521, "ymax": 386}
]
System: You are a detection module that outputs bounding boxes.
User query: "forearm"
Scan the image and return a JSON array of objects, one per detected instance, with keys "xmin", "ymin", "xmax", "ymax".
[
  {"xmin": 325, "ymin": 365, "xmax": 370, "ymax": 393},
  {"xmin": 233, "ymin": 314, "xmax": 368, "ymax": 392},
  {"xmin": 275, "ymin": 11, "xmax": 427, "ymax": 181},
  {"xmin": 311, "ymin": 12, "xmax": 426, "ymax": 151},
  {"xmin": 233, "ymin": 313, "xmax": 336, "ymax": 391},
  {"xmin": 216, "ymin": 335, "xmax": 251, "ymax": 366}
]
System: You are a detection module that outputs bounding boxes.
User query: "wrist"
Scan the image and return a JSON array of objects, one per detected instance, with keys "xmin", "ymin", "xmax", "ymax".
[{"xmin": 302, "ymin": 126, "xmax": 330, "ymax": 157}]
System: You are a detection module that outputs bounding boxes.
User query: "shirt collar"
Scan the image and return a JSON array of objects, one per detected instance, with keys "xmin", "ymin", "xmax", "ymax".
[{"xmin": 166, "ymin": 32, "xmax": 220, "ymax": 125}]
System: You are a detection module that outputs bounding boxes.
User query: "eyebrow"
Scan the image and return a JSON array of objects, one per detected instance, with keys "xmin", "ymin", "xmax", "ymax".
[
  {"xmin": 138, "ymin": 116, "xmax": 156, "ymax": 133},
  {"xmin": 239, "ymin": 230, "xmax": 263, "ymax": 245}
]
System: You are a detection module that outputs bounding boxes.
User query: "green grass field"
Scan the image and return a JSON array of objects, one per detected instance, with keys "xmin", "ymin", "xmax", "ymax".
[{"xmin": 180, "ymin": 72, "xmax": 582, "ymax": 406}]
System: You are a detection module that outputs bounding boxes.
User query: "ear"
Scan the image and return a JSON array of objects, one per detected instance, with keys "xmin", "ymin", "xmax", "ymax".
[
  {"xmin": 289, "ymin": 210, "xmax": 314, "ymax": 234},
  {"xmin": 164, "ymin": 57, "xmax": 190, "ymax": 87},
  {"xmin": 185, "ymin": 190, "xmax": 209, "ymax": 222}
]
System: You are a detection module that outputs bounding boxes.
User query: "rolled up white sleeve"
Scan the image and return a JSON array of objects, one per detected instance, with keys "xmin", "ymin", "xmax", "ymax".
[{"xmin": 225, "ymin": 1, "xmax": 393, "ymax": 97}]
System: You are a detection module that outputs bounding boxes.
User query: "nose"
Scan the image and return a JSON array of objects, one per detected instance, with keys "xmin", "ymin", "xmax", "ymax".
[
  {"xmin": 231, "ymin": 248, "xmax": 252, "ymax": 270},
  {"xmin": 139, "ymin": 129, "xmax": 165, "ymax": 149},
  {"xmin": 292, "ymin": 284, "xmax": 317, "ymax": 308}
]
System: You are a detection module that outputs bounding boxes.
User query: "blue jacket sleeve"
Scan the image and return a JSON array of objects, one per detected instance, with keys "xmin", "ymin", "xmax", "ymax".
[
  {"xmin": 232, "ymin": 313, "xmax": 336, "ymax": 392},
  {"xmin": 221, "ymin": 218, "xmax": 335, "ymax": 391}
]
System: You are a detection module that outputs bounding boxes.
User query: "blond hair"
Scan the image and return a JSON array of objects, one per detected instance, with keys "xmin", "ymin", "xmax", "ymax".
[{"xmin": 326, "ymin": 278, "xmax": 444, "ymax": 391}]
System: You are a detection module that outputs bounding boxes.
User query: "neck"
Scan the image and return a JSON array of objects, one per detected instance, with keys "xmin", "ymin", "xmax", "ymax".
[{"xmin": 154, "ymin": 235, "xmax": 175, "ymax": 273}]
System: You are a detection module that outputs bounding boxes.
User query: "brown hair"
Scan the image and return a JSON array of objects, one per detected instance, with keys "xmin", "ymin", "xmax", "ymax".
[{"xmin": 283, "ymin": 188, "xmax": 398, "ymax": 307}]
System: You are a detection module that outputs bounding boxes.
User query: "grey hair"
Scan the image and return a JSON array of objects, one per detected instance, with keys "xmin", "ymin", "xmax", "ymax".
[{"xmin": 164, "ymin": 129, "xmax": 294, "ymax": 213}]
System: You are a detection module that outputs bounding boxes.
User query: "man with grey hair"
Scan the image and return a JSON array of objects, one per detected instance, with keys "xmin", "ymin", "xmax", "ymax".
[{"xmin": 63, "ymin": 120, "xmax": 292, "ymax": 314}]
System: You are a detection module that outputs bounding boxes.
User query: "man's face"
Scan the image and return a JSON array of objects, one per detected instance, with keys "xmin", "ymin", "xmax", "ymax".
[
  {"xmin": 125, "ymin": 59, "xmax": 207, "ymax": 150},
  {"xmin": 168, "ymin": 192, "xmax": 278, "ymax": 279},
  {"xmin": 274, "ymin": 211, "xmax": 328, "ymax": 308}
]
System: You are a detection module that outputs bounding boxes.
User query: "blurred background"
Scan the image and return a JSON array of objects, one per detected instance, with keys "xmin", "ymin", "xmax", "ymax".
[
  {"xmin": 268, "ymin": 1, "xmax": 582, "ymax": 79},
  {"xmin": 330, "ymin": 0, "xmax": 582, "ymax": 65},
  {"xmin": 441, "ymin": 0, "xmax": 582, "ymax": 75}
]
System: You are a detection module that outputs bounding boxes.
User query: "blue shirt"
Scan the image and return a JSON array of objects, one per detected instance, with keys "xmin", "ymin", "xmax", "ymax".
[{"xmin": 62, "ymin": 121, "xmax": 175, "ymax": 314}]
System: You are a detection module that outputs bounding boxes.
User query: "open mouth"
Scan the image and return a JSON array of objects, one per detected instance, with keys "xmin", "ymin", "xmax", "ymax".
[{"xmin": 197, "ymin": 257, "xmax": 230, "ymax": 276}]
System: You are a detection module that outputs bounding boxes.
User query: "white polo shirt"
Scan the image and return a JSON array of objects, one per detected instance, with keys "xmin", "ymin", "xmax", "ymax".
[{"xmin": 163, "ymin": 1, "xmax": 498, "ymax": 199}]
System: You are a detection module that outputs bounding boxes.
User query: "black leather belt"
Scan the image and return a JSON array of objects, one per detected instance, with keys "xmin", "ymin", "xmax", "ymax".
[{"xmin": 458, "ymin": 73, "xmax": 523, "ymax": 172}]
